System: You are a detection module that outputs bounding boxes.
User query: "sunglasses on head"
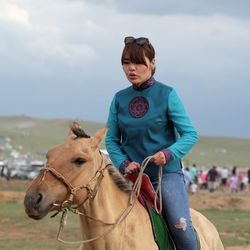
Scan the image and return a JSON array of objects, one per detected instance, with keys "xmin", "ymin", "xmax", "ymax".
[{"xmin": 124, "ymin": 36, "xmax": 150, "ymax": 46}]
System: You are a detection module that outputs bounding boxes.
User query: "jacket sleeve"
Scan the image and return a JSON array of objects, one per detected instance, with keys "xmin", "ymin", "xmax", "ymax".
[
  {"xmin": 161, "ymin": 88, "xmax": 198, "ymax": 162},
  {"xmin": 105, "ymin": 96, "xmax": 131, "ymax": 171}
]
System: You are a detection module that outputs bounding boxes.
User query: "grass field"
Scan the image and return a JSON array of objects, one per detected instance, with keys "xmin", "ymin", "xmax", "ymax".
[
  {"xmin": 0, "ymin": 202, "xmax": 79, "ymax": 250},
  {"xmin": 0, "ymin": 116, "xmax": 105, "ymax": 161},
  {"xmin": 1, "ymin": 115, "xmax": 250, "ymax": 167},
  {"xmin": 201, "ymin": 210, "xmax": 250, "ymax": 247},
  {"xmin": 0, "ymin": 202, "xmax": 250, "ymax": 249}
]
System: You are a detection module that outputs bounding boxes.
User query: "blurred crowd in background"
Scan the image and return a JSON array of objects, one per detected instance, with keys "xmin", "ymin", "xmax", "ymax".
[
  {"xmin": 1, "ymin": 159, "xmax": 250, "ymax": 196},
  {"xmin": 183, "ymin": 164, "xmax": 250, "ymax": 194}
]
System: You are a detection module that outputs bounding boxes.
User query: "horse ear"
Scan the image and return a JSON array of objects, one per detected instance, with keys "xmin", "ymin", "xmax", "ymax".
[
  {"xmin": 67, "ymin": 122, "xmax": 80, "ymax": 139},
  {"xmin": 68, "ymin": 128, "xmax": 75, "ymax": 138},
  {"xmin": 92, "ymin": 127, "xmax": 108, "ymax": 147}
]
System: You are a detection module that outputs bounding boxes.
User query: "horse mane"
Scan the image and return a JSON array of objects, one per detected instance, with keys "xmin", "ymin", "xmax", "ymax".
[
  {"xmin": 107, "ymin": 164, "xmax": 133, "ymax": 193},
  {"xmin": 70, "ymin": 122, "xmax": 90, "ymax": 138}
]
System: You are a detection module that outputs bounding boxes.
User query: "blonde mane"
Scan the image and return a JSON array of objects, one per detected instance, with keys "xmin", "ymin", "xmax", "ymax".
[{"xmin": 107, "ymin": 163, "xmax": 133, "ymax": 193}]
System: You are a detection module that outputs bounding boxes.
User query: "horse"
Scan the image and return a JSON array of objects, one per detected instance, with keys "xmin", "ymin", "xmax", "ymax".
[{"xmin": 24, "ymin": 123, "xmax": 224, "ymax": 250}]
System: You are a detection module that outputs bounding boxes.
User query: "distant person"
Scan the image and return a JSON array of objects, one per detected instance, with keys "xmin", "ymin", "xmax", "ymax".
[
  {"xmin": 183, "ymin": 167, "xmax": 193, "ymax": 190},
  {"xmin": 232, "ymin": 166, "xmax": 238, "ymax": 176},
  {"xmin": 189, "ymin": 164, "xmax": 197, "ymax": 183},
  {"xmin": 242, "ymin": 175, "xmax": 248, "ymax": 193},
  {"xmin": 238, "ymin": 172, "xmax": 246, "ymax": 192},
  {"xmin": 220, "ymin": 167, "xmax": 229, "ymax": 192},
  {"xmin": 0, "ymin": 165, "xmax": 4, "ymax": 177},
  {"xmin": 206, "ymin": 165, "xmax": 218, "ymax": 192},
  {"xmin": 200, "ymin": 170, "xmax": 208, "ymax": 190},
  {"xmin": 190, "ymin": 179, "xmax": 198, "ymax": 195},
  {"xmin": 229, "ymin": 173, "xmax": 238, "ymax": 193},
  {"xmin": 247, "ymin": 167, "xmax": 250, "ymax": 192},
  {"xmin": 0, "ymin": 165, "xmax": 10, "ymax": 181}
]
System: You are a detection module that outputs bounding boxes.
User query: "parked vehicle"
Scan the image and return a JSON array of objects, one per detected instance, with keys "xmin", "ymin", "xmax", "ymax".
[{"xmin": 11, "ymin": 161, "xmax": 44, "ymax": 180}]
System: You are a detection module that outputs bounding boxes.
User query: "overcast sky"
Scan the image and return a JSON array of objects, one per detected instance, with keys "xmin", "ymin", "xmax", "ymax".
[{"xmin": 0, "ymin": 0, "xmax": 249, "ymax": 138}]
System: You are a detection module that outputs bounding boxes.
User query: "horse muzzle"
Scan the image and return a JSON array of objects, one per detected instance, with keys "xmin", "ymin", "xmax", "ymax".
[{"xmin": 24, "ymin": 190, "xmax": 52, "ymax": 220}]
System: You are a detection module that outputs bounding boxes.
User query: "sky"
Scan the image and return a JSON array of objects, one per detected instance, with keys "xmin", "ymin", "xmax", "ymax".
[{"xmin": 0, "ymin": 0, "xmax": 249, "ymax": 138}]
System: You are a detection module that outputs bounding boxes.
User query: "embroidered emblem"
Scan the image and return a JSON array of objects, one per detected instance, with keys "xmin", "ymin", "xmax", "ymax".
[{"xmin": 129, "ymin": 96, "xmax": 149, "ymax": 118}]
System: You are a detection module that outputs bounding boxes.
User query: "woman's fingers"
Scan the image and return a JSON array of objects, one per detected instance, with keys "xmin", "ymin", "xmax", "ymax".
[
  {"xmin": 125, "ymin": 162, "xmax": 140, "ymax": 174},
  {"xmin": 150, "ymin": 152, "xmax": 166, "ymax": 166},
  {"xmin": 124, "ymin": 152, "xmax": 167, "ymax": 175}
]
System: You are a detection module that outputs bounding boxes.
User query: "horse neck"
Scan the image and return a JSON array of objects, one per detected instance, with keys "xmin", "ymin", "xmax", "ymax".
[
  {"xmin": 76, "ymin": 163, "xmax": 158, "ymax": 250},
  {"xmin": 78, "ymin": 166, "xmax": 130, "ymax": 238}
]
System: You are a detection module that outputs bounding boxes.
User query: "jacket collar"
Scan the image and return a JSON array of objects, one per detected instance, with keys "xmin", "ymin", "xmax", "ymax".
[{"xmin": 132, "ymin": 77, "xmax": 156, "ymax": 91}]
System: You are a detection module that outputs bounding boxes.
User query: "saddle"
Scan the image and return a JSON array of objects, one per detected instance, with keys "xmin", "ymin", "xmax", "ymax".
[
  {"xmin": 126, "ymin": 173, "xmax": 160, "ymax": 212},
  {"xmin": 126, "ymin": 173, "xmax": 175, "ymax": 250}
]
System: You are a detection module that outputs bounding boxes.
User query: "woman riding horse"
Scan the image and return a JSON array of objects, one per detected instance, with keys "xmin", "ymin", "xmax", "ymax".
[
  {"xmin": 105, "ymin": 36, "xmax": 198, "ymax": 249},
  {"xmin": 24, "ymin": 123, "xmax": 224, "ymax": 249}
]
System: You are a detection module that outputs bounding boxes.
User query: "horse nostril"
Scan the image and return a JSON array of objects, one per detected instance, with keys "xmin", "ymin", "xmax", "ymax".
[
  {"xmin": 36, "ymin": 192, "xmax": 43, "ymax": 205},
  {"xmin": 25, "ymin": 192, "xmax": 43, "ymax": 207},
  {"xmin": 24, "ymin": 191, "xmax": 44, "ymax": 211}
]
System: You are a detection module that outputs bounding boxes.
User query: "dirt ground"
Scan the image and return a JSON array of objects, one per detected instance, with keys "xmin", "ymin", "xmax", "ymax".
[
  {"xmin": 226, "ymin": 246, "xmax": 250, "ymax": 250},
  {"xmin": 1, "ymin": 178, "xmax": 250, "ymax": 211},
  {"xmin": 189, "ymin": 191, "xmax": 250, "ymax": 211},
  {"xmin": 0, "ymin": 178, "xmax": 30, "ymax": 203}
]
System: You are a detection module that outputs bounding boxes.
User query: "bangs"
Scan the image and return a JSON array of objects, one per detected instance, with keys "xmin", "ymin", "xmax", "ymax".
[{"xmin": 121, "ymin": 43, "xmax": 147, "ymax": 66}]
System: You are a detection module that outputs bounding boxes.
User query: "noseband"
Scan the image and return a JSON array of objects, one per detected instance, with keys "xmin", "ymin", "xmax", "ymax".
[{"xmin": 40, "ymin": 152, "xmax": 111, "ymax": 214}]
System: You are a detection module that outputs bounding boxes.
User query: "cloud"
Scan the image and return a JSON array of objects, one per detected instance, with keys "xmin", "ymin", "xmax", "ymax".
[
  {"xmin": 1, "ymin": 0, "xmax": 249, "ymax": 84},
  {"xmin": 0, "ymin": 1, "xmax": 31, "ymax": 28},
  {"xmin": 73, "ymin": 0, "xmax": 250, "ymax": 18},
  {"xmin": 0, "ymin": 0, "xmax": 104, "ymax": 78}
]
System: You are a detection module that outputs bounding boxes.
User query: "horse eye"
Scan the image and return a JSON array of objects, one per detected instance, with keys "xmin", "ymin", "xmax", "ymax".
[{"xmin": 73, "ymin": 158, "xmax": 86, "ymax": 166}]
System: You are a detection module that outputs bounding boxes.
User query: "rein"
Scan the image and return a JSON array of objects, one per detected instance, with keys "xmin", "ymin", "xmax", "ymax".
[{"xmin": 40, "ymin": 154, "xmax": 163, "ymax": 245}]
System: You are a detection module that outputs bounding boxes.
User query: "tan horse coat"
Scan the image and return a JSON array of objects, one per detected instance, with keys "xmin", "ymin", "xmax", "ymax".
[
  {"xmin": 77, "ymin": 168, "xmax": 158, "ymax": 250},
  {"xmin": 191, "ymin": 209, "xmax": 224, "ymax": 250},
  {"xmin": 24, "ymin": 124, "xmax": 224, "ymax": 250}
]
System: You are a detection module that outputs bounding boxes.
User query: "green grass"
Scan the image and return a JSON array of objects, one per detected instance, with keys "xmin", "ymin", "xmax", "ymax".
[
  {"xmin": 0, "ymin": 239, "xmax": 76, "ymax": 250},
  {"xmin": 185, "ymin": 136, "xmax": 250, "ymax": 167},
  {"xmin": 0, "ymin": 203, "xmax": 250, "ymax": 249},
  {"xmin": 1, "ymin": 115, "xmax": 250, "ymax": 167},
  {"xmin": 200, "ymin": 209, "xmax": 250, "ymax": 247},
  {"xmin": 0, "ymin": 203, "xmax": 80, "ymax": 250}
]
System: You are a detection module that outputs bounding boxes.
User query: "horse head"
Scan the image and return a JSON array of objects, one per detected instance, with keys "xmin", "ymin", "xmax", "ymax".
[{"xmin": 24, "ymin": 122, "xmax": 107, "ymax": 220}]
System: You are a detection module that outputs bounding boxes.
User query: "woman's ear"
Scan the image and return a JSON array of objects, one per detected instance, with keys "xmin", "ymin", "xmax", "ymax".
[{"xmin": 151, "ymin": 58, "xmax": 156, "ymax": 71}]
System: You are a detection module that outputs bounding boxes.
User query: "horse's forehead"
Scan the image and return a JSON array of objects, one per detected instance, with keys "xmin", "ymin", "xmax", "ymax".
[{"xmin": 47, "ymin": 139, "xmax": 91, "ymax": 158}]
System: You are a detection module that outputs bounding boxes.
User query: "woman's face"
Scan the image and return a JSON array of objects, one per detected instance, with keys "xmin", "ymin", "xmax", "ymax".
[{"xmin": 122, "ymin": 55, "xmax": 155, "ymax": 86}]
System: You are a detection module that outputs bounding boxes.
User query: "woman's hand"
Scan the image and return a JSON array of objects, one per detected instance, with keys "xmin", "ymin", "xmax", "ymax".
[
  {"xmin": 124, "ymin": 161, "xmax": 140, "ymax": 175},
  {"xmin": 150, "ymin": 151, "xmax": 166, "ymax": 166}
]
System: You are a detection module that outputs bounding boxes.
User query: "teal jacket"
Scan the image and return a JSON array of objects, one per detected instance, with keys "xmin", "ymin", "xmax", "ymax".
[{"xmin": 105, "ymin": 79, "xmax": 198, "ymax": 180}]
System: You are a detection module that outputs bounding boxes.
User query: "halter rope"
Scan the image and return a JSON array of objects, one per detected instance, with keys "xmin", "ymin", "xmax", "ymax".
[{"xmin": 40, "ymin": 154, "xmax": 163, "ymax": 244}]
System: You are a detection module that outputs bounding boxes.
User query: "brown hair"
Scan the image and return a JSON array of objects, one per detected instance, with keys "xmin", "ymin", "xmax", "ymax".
[{"xmin": 121, "ymin": 38, "xmax": 155, "ymax": 72}]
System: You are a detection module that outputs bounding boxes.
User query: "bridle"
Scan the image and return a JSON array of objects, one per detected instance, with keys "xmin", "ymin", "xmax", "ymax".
[{"xmin": 39, "ymin": 152, "xmax": 111, "ymax": 216}]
